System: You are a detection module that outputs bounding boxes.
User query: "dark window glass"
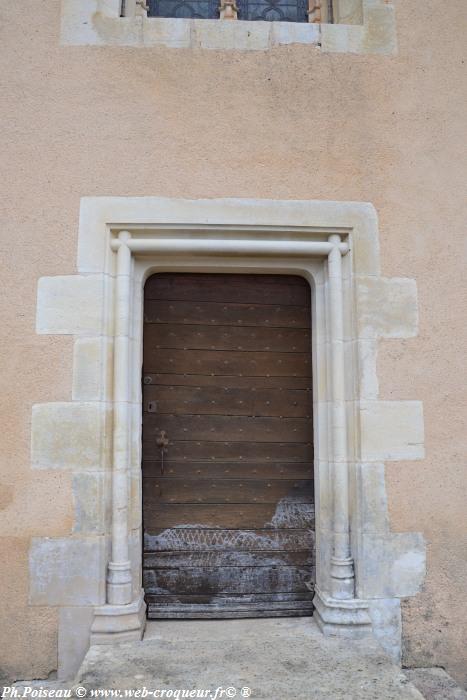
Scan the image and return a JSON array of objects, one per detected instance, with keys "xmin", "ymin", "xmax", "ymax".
[
  {"xmin": 148, "ymin": 0, "xmax": 308, "ymax": 21},
  {"xmin": 238, "ymin": 0, "xmax": 307, "ymax": 22},
  {"xmin": 148, "ymin": 0, "xmax": 219, "ymax": 19}
]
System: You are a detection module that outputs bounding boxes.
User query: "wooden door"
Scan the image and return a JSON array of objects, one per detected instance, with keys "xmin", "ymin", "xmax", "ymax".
[{"xmin": 142, "ymin": 273, "xmax": 315, "ymax": 618}]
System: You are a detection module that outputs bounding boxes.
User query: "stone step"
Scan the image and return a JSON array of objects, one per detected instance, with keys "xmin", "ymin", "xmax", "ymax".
[
  {"xmin": 10, "ymin": 619, "xmax": 466, "ymax": 700},
  {"xmin": 76, "ymin": 618, "xmax": 424, "ymax": 699}
]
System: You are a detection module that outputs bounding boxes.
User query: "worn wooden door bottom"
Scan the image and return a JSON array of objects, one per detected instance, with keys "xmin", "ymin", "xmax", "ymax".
[{"xmin": 142, "ymin": 273, "xmax": 315, "ymax": 619}]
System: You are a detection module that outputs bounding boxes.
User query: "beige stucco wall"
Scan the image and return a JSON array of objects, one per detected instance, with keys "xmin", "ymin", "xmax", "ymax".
[{"xmin": 0, "ymin": 0, "xmax": 466, "ymax": 686}]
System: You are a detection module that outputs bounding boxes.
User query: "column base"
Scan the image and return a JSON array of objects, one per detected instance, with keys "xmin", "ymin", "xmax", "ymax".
[
  {"xmin": 313, "ymin": 587, "xmax": 372, "ymax": 638},
  {"xmin": 90, "ymin": 589, "xmax": 146, "ymax": 645}
]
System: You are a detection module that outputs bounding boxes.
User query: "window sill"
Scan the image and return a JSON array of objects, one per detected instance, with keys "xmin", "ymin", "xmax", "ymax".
[{"xmin": 60, "ymin": 0, "xmax": 396, "ymax": 54}]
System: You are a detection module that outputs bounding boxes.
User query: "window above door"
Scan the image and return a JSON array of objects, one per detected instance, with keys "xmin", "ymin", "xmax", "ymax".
[
  {"xmin": 60, "ymin": 0, "xmax": 397, "ymax": 53},
  {"xmin": 146, "ymin": 0, "xmax": 318, "ymax": 23}
]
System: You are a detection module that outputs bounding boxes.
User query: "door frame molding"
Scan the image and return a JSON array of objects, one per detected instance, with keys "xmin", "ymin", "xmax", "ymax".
[{"xmin": 33, "ymin": 197, "xmax": 425, "ymax": 676}]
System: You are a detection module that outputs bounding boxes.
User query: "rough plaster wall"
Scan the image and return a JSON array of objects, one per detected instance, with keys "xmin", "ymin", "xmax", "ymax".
[{"xmin": 0, "ymin": 0, "xmax": 466, "ymax": 686}]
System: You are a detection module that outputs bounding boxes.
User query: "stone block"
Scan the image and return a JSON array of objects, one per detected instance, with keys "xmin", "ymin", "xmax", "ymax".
[
  {"xmin": 356, "ymin": 276, "xmax": 418, "ymax": 339},
  {"xmin": 314, "ymin": 402, "xmax": 331, "ymax": 463},
  {"xmin": 36, "ymin": 275, "xmax": 106, "ymax": 336},
  {"xmin": 192, "ymin": 19, "xmax": 270, "ymax": 51},
  {"xmin": 333, "ymin": 0, "xmax": 363, "ymax": 24},
  {"xmin": 314, "ymin": 527, "xmax": 333, "ymax": 593},
  {"xmin": 270, "ymin": 22, "xmax": 320, "ymax": 47},
  {"xmin": 142, "ymin": 17, "xmax": 191, "ymax": 48},
  {"xmin": 357, "ymin": 462, "xmax": 390, "ymax": 534},
  {"xmin": 29, "ymin": 536, "xmax": 107, "ymax": 606},
  {"xmin": 72, "ymin": 472, "xmax": 111, "ymax": 535},
  {"xmin": 58, "ymin": 606, "xmax": 94, "ymax": 680},
  {"xmin": 320, "ymin": 22, "xmax": 364, "ymax": 53},
  {"xmin": 360, "ymin": 400, "xmax": 425, "ymax": 461},
  {"xmin": 77, "ymin": 199, "xmax": 109, "ymax": 273},
  {"xmin": 129, "ymin": 528, "xmax": 143, "ymax": 592},
  {"xmin": 360, "ymin": 532, "xmax": 426, "ymax": 598},
  {"xmin": 321, "ymin": 0, "xmax": 397, "ymax": 55},
  {"xmin": 32, "ymin": 402, "xmax": 110, "ymax": 470},
  {"xmin": 130, "ymin": 473, "xmax": 142, "ymax": 531},
  {"xmin": 357, "ymin": 339, "xmax": 379, "ymax": 399},
  {"xmin": 361, "ymin": 0, "xmax": 397, "ymax": 55},
  {"xmin": 72, "ymin": 337, "xmax": 113, "ymax": 401},
  {"xmin": 368, "ymin": 598, "xmax": 402, "ymax": 663},
  {"xmin": 351, "ymin": 226, "xmax": 381, "ymax": 276}
]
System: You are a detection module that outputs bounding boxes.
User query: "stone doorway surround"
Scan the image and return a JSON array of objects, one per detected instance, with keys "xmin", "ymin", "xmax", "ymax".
[{"xmin": 31, "ymin": 197, "xmax": 425, "ymax": 679}]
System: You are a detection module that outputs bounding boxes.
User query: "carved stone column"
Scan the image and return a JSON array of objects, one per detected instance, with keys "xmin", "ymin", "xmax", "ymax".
[
  {"xmin": 107, "ymin": 231, "xmax": 133, "ymax": 606},
  {"xmin": 328, "ymin": 234, "xmax": 355, "ymax": 600},
  {"xmin": 313, "ymin": 234, "xmax": 371, "ymax": 636},
  {"xmin": 90, "ymin": 231, "xmax": 146, "ymax": 644}
]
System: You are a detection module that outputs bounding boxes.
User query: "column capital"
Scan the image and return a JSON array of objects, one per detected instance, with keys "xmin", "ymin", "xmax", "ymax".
[
  {"xmin": 118, "ymin": 230, "xmax": 132, "ymax": 243},
  {"xmin": 328, "ymin": 233, "xmax": 342, "ymax": 247}
]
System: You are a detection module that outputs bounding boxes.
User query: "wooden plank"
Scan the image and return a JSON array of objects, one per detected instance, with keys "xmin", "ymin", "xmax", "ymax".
[
  {"xmin": 143, "ymin": 348, "xmax": 312, "ymax": 377},
  {"xmin": 145, "ymin": 273, "xmax": 310, "ymax": 306},
  {"xmin": 144, "ymin": 503, "xmax": 315, "ymax": 529},
  {"xmin": 143, "ymin": 415, "xmax": 311, "ymax": 443},
  {"xmin": 143, "ymin": 477, "xmax": 314, "ymax": 504},
  {"xmin": 143, "ymin": 323, "xmax": 311, "ymax": 353},
  {"xmin": 143, "ymin": 528, "xmax": 315, "ymax": 552},
  {"xmin": 144, "ymin": 300, "xmax": 310, "ymax": 329},
  {"xmin": 142, "ymin": 440, "xmax": 313, "ymax": 463},
  {"xmin": 144, "ymin": 550, "xmax": 314, "ymax": 568},
  {"xmin": 143, "ymin": 565, "xmax": 314, "ymax": 595},
  {"xmin": 143, "ymin": 386, "xmax": 313, "ymax": 418},
  {"xmin": 147, "ymin": 606, "xmax": 314, "ymax": 619},
  {"xmin": 145, "ymin": 591, "xmax": 313, "ymax": 604},
  {"xmin": 143, "ymin": 373, "xmax": 312, "ymax": 391},
  {"xmin": 142, "ymin": 461, "xmax": 313, "ymax": 479}
]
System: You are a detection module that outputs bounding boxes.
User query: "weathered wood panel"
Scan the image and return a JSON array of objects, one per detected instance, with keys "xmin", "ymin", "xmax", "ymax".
[
  {"xmin": 144, "ymin": 502, "xmax": 315, "ymax": 529},
  {"xmin": 145, "ymin": 273, "xmax": 309, "ymax": 305},
  {"xmin": 143, "ymin": 440, "xmax": 313, "ymax": 463},
  {"xmin": 146, "ymin": 600, "xmax": 314, "ymax": 619},
  {"xmin": 145, "ymin": 300, "xmax": 310, "ymax": 329},
  {"xmin": 142, "ymin": 273, "xmax": 315, "ymax": 618},
  {"xmin": 143, "ymin": 373, "xmax": 312, "ymax": 391},
  {"xmin": 143, "ymin": 478, "xmax": 314, "ymax": 504},
  {"xmin": 144, "ymin": 550, "xmax": 314, "ymax": 568},
  {"xmin": 144, "ymin": 385, "xmax": 312, "ymax": 418},
  {"xmin": 143, "ymin": 415, "xmax": 311, "ymax": 443},
  {"xmin": 143, "ymin": 348, "xmax": 312, "ymax": 377},
  {"xmin": 143, "ymin": 565, "xmax": 312, "ymax": 595},
  {"xmin": 143, "ymin": 461, "xmax": 313, "ymax": 479},
  {"xmin": 144, "ymin": 323, "xmax": 311, "ymax": 353},
  {"xmin": 145, "ymin": 591, "xmax": 314, "ymax": 604},
  {"xmin": 144, "ymin": 528, "xmax": 315, "ymax": 552}
]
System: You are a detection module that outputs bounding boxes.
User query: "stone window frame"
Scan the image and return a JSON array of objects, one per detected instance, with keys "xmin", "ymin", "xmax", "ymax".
[
  {"xmin": 32, "ymin": 197, "xmax": 424, "ymax": 678},
  {"xmin": 60, "ymin": 0, "xmax": 397, "ymax": 52}
]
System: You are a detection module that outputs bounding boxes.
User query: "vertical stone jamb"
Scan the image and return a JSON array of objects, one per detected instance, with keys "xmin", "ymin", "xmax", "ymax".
[
  {"xmin": 90, "ymin": 231, "xmax": 146, "ymax": 645},
  {"xmin": 107, "ymin": 231, "xmax": 133, "ymax": 606},
  {"xmin": 328, "ymin": 234, "xmax": 355, "ymax": 600},
  {"xmin": 312, "ymin": 234, "xmax": 371, "ymax": 637}
]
